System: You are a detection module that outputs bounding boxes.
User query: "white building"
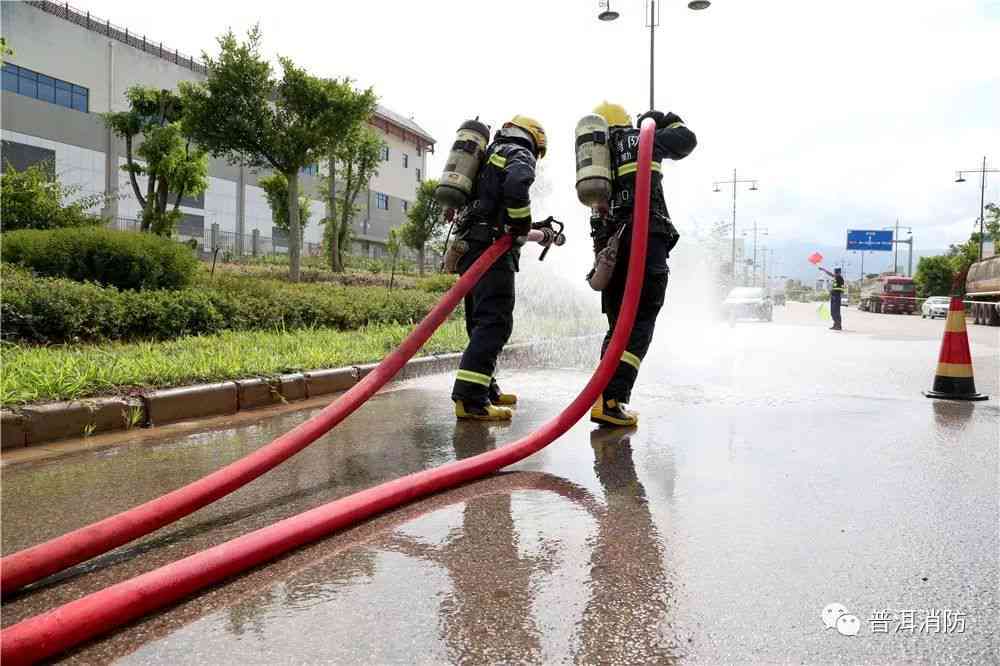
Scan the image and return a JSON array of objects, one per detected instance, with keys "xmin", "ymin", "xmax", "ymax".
[{"xmin": 1, "ymin": 0, "xmax": 435, "ymax": 257}]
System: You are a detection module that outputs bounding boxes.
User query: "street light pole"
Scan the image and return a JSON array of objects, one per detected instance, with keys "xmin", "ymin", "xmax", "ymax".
[
  {"xmin": 648, "ymin": 0, "xmax": 656, "ymax": 109},
  {"xmin": 713, "ymin": 170, "xmax": 759, "ymax": 281},
  {"xmin": 598, "ymin": 0, "xmax": 709, "ymax": 110},
  {"xmin": 954, "ymin": 156, "xmax": 999, "ymax": 262}
]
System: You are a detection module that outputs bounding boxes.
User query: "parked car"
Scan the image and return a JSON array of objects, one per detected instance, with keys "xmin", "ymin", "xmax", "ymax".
[
  {"xmin": 921, "ymin": 296, "xmax": 950, "ymax": 319},
  {"xmin": 722, "ymin": 287, "xmax": 773, "ymax": 322}
]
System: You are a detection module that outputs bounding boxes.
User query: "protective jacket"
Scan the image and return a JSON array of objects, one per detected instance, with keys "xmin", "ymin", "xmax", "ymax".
[
  {"xmin": 611, "ymin": 120, "xmax": 698, "ymax": 223},
  {"xmin": 456, "ymin": 135, "xmax": 536, "ymax": 271}
]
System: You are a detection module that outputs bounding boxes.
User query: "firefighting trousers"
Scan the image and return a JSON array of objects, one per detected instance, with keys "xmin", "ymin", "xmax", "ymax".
[
  {"xmin": 451, "ymin": 251, "xmax": 516, "ymax": 407},
  {"xmin": 599, "ymin": 236, "xmax": 670, "ymax": 404}
]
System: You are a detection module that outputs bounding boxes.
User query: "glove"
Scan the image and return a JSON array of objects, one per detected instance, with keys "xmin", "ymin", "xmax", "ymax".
[{"xmin": 637, "ymin": 110, "xmax": 684, "ymax": 129}]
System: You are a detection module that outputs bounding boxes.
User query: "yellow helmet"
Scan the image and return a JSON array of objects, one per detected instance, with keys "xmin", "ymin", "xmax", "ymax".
[
  {"xmin": 505, "ymin": 115, "xmax": 547, "ymax": 158},
  {"xmin": 593, "ymin": 101, "xmax": 631, "ymax": 128}
]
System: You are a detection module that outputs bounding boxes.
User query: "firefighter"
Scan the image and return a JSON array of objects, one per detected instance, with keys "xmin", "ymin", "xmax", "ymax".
[
  {"xmin": 819, "ymin": 266, "xmax": 845, "ymax": 330},
  {"xmin": 589, "ymin": 102, "xmax": 697, "ymax": 427},
  {"xmin": 451, "ymin": 115, "xmax": 547, "ymax": 421}
]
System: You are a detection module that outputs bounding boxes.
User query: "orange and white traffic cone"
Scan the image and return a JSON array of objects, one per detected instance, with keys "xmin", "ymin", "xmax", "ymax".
[{"xmin": 924, "ymin": 296, "xmax": 988, "ymax": 401}]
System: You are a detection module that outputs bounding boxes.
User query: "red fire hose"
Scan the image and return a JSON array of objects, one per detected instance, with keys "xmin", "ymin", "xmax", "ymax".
[
  {"xmin": 0, "ymin": 119, "xmax": 656, "ymax": 665},
  {"xmin": 0, "ymin": 237, "xmax": 514, "ymax": 594}
]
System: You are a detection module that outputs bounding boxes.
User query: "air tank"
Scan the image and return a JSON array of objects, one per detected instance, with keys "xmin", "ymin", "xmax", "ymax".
[
  {"xmin": 575, "ymin": 114, "xmax": 612, "ymax": 208},
  {"xmin": 434, "ymin": 119, "xmax": 490, "ymax": 209}
]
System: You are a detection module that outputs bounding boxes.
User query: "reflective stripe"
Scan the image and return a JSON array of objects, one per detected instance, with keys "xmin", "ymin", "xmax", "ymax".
[
  {"xmin": 945, "ymin": 312, "xmax": 966, "ymax": 333},
  {"xmin": 488, "ymin": 154, "xmax": 507, "ymax": 168},
  {"xmin": 666, "ymin": 121, "xmax": 685, "ymax": 129},
  {"xmin": 615, "ymin": 161, "xmax": 662, "ymax": 177},
  {"xmin": 621, "ymin": 350, "xmax": 641, "ymax": 371},
  {"xmin": 831, "ymin": 287, "xmax": 846, "ymax": 292},
  {"xmin": 456, "ymin": 369, "xmax": 492, "ymax": 386},
  {"xmin": 936, "ymin": 362, "xmax": 973, "ymax": 378},
  {"xmin": 506, "ymin": 205, "xmax": 531, "ymax": 219}
]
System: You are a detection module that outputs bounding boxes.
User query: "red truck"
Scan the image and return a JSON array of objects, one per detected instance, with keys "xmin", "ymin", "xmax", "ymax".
[{"xmin": 858, "ymin": 274, "xmax": 916, "ymax": 314}]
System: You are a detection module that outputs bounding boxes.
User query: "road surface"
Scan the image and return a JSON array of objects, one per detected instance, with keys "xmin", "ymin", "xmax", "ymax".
[{"xmin": 2, "ymin": 302, "xmax": 997, "ymax": 664}]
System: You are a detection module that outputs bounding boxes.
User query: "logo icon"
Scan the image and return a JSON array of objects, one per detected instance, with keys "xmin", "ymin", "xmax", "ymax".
[{"xmin": 823, "ymin": 602, "xmax": 860, "ymax": 636}]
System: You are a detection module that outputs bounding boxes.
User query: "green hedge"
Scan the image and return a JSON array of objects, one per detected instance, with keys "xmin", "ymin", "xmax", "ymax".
[
  {"xmin": 2, "ymin": 265, "xmax": 445, "ymax": 343},
  {"xmin": 2, "ymin": 227, "xmax": 198, "ymax": 290}
]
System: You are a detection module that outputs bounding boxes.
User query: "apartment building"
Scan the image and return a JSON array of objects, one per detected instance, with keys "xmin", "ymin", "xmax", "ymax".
[{"xmin": 0, "ymin": 1, "xmax": 435, "ymax": 257}]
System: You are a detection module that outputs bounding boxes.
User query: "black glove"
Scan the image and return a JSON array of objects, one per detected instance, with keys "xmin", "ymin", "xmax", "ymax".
[
  {"xmin": 637, "ymin": 110, "xmax": 684, "ymax": 129},
  {"xmin": 505, "ymin": 220, "xmax": 531, "ymax": 238}
]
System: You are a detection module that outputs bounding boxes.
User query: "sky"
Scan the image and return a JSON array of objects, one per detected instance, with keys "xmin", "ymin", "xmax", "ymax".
[{"xmin": 78, "ymin": 0, "xmax": 1000, "ymax": 280}]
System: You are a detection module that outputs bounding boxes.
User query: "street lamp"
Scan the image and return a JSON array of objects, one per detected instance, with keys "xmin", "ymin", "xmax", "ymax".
[
  {"xmin": 596, "ymin": 0, "xmax": 710, "ymax": 109},
  {"xmin": 954, "ymin": 156, "xmax": 998, "ymax": 261},
  {"xmin": 713, "ymin": 169, "xmax": 760, "ymax": 281}
]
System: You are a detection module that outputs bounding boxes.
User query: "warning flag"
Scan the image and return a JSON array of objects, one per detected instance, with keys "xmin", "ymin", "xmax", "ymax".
[{"xmin": 808, "ymin": 252, "xmax": 823, "ymax": 265}]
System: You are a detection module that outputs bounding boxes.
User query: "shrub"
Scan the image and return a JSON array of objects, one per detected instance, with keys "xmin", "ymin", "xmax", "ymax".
[
  {"xmin": 2, "ymin": 227, "xmax": 197, "ymax": 290},
  {"xmin": 1, "ymin": 265, "xmax": 445, "ymax": 344},
  {"xmin": 0, "ymin": 162, "xmax": 107, "ymax": 231},
  {"xmin": 416, "ymin": 272, "xmax": 458, "ymax": 293}
]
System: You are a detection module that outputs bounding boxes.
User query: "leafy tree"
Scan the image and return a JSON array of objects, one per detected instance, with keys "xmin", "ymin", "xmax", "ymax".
[
  {"xmin": 399, "ymin": 179, "xmax": 445, "ymax": 276},
  {"xmin": 258, "ymin": 172, "xmax": 311, "ymax": 235},
  {"xmin": 914, "ymin": 255, "xmax": 955, "ymax": 297},
  {"xmin": 180, "ymin": 27, "xmax": 375, "ymax": 281},
  {"xmin": 948, "ymin": 238, "xmax": 980, "ymax": 274},
  {"xmin": 104, "ymin": 87, "xmax": 208, "ymax": 235},
  {"xmin": 322, "ymin": 127, "xmax": 383, "ymax": 272},
  {"xmin": 0, "ymin": 162, "xmax": 105, "ymax": 230},
  {"xmin": 985, "ymin": 202, "xmax": 1000, "ymax": 244},
  {"xmin": 1, "ymin": 37, "xmax": 12, "ymax": 62},
  {"xmin": 386, "ymin": 227, "xmax": 401, "ymax": 290}
]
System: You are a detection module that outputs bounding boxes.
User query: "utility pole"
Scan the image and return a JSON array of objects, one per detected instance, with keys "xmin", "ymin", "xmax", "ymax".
[
  {"xmin": 883, "ymin": 223, "xmax": 913, "ymax": 276},
  {"xmin": 954, "ymin": 156, "xmax": 998, "ymax": 261},
  {"xmin": 713, "ymin": 170, "xmax": 759, "ymax": 282}
]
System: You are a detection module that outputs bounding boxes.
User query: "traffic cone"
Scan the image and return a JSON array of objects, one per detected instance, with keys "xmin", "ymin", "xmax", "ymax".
[{"xmin": 924, "ymin": 297, "xmax": 988, "ymax": 401}]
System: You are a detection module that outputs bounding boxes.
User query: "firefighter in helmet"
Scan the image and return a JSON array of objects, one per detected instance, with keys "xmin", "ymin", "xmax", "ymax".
[
  {"xmin": 451, "ymin": 115, "xmax": 547, "ymax": 420},
  {"xmin": 589, "ymin": 102, "xmax": 697, "ymax": 427}
]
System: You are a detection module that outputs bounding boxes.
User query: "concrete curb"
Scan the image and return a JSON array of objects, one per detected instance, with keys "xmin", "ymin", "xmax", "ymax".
[{"xmin": 0, "ymin": 338, "xmax": 592, "ymax": 451}]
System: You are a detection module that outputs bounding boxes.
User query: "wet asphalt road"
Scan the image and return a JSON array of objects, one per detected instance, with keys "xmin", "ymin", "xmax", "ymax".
[{"xmin": 2, "ymin": 302, "xmax": 998, "ymax": 664}]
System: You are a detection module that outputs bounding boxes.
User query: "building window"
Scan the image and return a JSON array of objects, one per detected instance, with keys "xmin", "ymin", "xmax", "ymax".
[
  {"xmin": 379, "ymin": 145, "xmax": 389, "ymax": 161},
  {"xmin": 416, "ymin": 168, "xmax": 422, "ymax": 182},
  {"xmin": 300, "ymin": 163, "xmax": 319, "ymax": 177},
  {"xmin": 375, "ymin": 192, "xmax": 389, "ymax": 210},
  {"xmin": 402, "ymin": 153, "xmax": 409, "ymax": 169},
  {"xmin": 402, "ymin": 200, "xmax": 409, "ymax": 213},
  {"xmin": 2, "ymin": 63, "xmax": 89, "ymax": 113}
]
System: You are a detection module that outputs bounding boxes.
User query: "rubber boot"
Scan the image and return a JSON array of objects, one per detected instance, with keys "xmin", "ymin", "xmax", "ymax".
[
  {"xmin": 590, "ymin": 396, "xmax": 638, "ymax": 427},
  {"xmin": 455, "ymin": 400, "xmax": 513, "ymax": 421},
  {"xmin": 489, "ymin": 379, "xmax": 518, "ymax": 406}
]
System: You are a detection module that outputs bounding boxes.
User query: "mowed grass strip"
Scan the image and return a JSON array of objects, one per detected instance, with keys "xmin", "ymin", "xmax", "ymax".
[{"xmin": 1, "ymin": 321, "xmax": 469, "ymax": 405}]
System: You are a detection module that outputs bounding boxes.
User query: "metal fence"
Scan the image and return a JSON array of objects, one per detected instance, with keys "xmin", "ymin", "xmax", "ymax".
[
  {"xmin": 105, "ymin": 218, "xmax": 437, "ymax": 269},
  {"xmin": 26, "ymin": 1, "xmax": 208, "ymax": 74}
]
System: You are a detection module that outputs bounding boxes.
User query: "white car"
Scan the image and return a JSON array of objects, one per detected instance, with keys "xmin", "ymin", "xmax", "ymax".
[{"xmin": 921, "ymin": 296, "xmax": 950, "ymax": 319}]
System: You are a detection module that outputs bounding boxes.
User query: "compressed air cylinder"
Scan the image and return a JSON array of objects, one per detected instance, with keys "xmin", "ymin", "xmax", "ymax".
[
  {"xmin": 434, "ymin": 119, "xmax": 490, "ymax": 208},
  {"xmin": 575, "ymin": 114, "xmax": 612, "ymax": 208}
]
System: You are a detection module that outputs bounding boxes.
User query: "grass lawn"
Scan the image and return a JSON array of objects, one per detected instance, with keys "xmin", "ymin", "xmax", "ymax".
[{"xmin": 1, "ymin": 321, "xmax": 469, "ymax": 405}]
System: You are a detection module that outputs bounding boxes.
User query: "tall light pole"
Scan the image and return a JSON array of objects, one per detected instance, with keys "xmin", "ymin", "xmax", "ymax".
[
  {"xmin": 954, "ymin": 156, "xmax": 998, "ymax": 262},
  {"xmin": 713, "ymin": 169, "xmax": 759, "ymax": 281},
  {"xmin": 597, "ymin": 0, "xmax": 710, "ymax": 109},
  {"xmin": 743, "ymin": 221, "xmax": 768, "ymax": 286},
  {"xmin": 882, "ymin": 222, "xmax": 913, "ymax": 276}
]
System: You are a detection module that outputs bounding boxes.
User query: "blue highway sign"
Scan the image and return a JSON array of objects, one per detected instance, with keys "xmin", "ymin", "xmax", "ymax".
[{"xmin": 846, "ymin": 229, "xmax": 893, "ymax": 251}]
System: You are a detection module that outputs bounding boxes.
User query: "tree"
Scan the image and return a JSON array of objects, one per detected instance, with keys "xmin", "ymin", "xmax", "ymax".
[
  {"xmin": 1, "ymin": 37, "xmax": 13, "ymax": 63},
  {"xmin": 0, "ymin": 162, "xmax": 106, "ymax": 230},
  {"xmin": 104, "ymin": 87, "xmax": 208, "ymax": 235},
  {"xmin": 399, "ymin": 179, "xmax": 445, "ymax": 276},
  {"xmin": 322, "ymin": 126, "xmax": 383, "ymax": 272},
  {"xmin": 985, "ymin": 202, "xmax": 1000, "ymax": 245},
  {"xmin": 386, "ymin": 227, "xmax": 401, "ymax": 290},
  {"xmin": 180, "ymin": 27, "xmax": 375, "ymax": 281},
  {"xmin": 914, "ymin": 255, "xmax": 955, "ymax": 297},
  {"xmin": 258, "ymin": 172, "xmax": 311, "ymax": 236}
]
